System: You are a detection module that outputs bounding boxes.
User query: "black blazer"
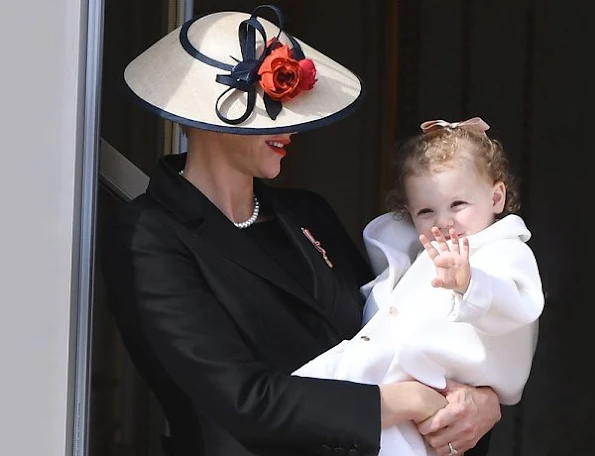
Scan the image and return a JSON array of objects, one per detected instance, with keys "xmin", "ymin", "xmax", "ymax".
[
  {"xmin": 101, "ymin": 153, "xmax": 491, "ymax": 456},
  {"xmin": 102, "ymin": 153, "xmax": 382, "ymax": 456}
]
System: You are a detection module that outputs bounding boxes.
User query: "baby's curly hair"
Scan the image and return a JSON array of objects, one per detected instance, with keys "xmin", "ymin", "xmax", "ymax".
[{"xmin": 386, "ymin": 126, "xmax": 520, "ymax": 219}]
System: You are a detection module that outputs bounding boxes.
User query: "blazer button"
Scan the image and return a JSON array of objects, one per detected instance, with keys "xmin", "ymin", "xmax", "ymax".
[
  {"xmin": 360, "ymin": 335, "xmax": 370, "ymax": 341},
  {"xmin": 334, "ymin": 448, "xmax": 345, "ymax": 455},
  {"xmin": 348, "ymin": 449, "xmax": 358, "ymax": 456},
  {"xmin": 320, "ymin": 444, "xmax": 331, "ymax": 455}
]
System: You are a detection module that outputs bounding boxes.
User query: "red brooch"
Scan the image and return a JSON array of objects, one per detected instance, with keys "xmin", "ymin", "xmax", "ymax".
[{"xmin": 301, "ymin": 227, "xmax": 333, "ymax": 268}]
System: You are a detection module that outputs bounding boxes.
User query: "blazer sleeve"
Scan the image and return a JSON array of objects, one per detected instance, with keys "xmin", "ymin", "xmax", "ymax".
[
  {"xmin": 102, "ymin": 209, "xmax": 382, "ymax": 456},
  {"xmin": 449, "ymin": 239, "xmax": 545, "ymax": 335}
]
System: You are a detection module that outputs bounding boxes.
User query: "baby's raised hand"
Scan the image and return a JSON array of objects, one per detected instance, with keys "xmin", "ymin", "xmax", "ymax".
[{"xmin": 419, "ymin": 227, "xmax": 471, "ymax": 294}]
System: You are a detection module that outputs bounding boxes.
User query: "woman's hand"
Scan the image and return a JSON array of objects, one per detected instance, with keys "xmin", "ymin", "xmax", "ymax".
[
  {"xmin": 420, "ymin": 227, "xmax": 471, "ymax": 295},
  {"xmin": 379, "ymin": 381, "xmax": 448, "ymax": 428},
  {"xmin": 416, "ymin": 380, "xmax": 501, "ymax": 455}
]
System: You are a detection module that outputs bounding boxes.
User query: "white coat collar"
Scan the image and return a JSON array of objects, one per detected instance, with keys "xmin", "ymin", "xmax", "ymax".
[{"xmin": 362, "ymin": 213, "xmax": 531, "ymax": 277}]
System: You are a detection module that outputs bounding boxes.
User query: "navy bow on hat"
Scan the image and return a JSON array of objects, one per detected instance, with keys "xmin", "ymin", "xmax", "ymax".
[{"xmin": 179, "ymin": 5, "xmax": 308, "ymax": 125}]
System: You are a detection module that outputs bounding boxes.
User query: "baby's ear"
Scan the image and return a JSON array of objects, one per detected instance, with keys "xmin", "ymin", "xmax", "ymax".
[{"xmin": 492, "ymin": 181, "xmax": 506, "ymax": 214}]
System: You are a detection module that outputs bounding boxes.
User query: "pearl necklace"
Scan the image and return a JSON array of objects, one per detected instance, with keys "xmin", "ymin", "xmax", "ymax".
[
  {"xmin": 233, "ymin": 195, "xmax": 260, "ymax": 229},
  {"xmin": 179, "ymin": 169, "xmax": 260, "ymax": 229}
]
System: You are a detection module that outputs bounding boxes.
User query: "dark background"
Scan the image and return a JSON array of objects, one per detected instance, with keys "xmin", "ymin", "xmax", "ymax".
[{"xmin": 94, "ymin": 1, "xmax": 593, "ymax": 454}]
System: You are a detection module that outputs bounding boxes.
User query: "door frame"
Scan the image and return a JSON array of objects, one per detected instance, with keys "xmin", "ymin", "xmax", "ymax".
[
  {"xmin": 70, "ymin": 0, "xmax": 105, "ymax": 454},
  {"xmin": 71, "ymin": 1, "xmax": 193, "ymax": 455}
]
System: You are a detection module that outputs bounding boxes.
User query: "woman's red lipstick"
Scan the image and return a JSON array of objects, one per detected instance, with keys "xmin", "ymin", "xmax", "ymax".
[{"xmin": 266, "ymin": 138, "xmax": 291, "ymax": 157}]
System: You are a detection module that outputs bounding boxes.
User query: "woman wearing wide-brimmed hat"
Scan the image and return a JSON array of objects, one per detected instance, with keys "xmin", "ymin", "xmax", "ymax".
[{"xmin": 101, "ymin": 6, "xmax": 501, "ymax": 456}]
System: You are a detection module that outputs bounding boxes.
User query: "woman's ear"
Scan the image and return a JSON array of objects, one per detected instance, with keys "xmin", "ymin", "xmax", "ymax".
[{"xmin": 492, "ymin": 181, "xmax": 506, "ymax": 214}]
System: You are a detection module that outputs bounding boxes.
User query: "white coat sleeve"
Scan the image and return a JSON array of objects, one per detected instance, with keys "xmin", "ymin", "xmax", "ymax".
[
  {"xmin": 449, "ymin": 239, "xmax": 544, "ymax": 335},
  {"xmin": 394, "ymin": 239, "xmax": 544, "ymax": 405}
]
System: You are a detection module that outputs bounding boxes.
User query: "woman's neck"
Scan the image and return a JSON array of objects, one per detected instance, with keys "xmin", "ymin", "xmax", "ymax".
[{"xmin": 181, "ymin": 134, "xmax": 255, "ymax": 224}]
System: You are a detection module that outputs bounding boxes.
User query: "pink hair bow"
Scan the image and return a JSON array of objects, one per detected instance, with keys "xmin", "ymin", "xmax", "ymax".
[{"xmin": 420, "ymin": 117, "xmax": 490, "ymax": 133}]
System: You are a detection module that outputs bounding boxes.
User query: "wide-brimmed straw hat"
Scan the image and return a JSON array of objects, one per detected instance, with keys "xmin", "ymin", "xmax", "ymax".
[{"xmin": 124, "ymin": 5, "xmax": 365, "ymax": 135}]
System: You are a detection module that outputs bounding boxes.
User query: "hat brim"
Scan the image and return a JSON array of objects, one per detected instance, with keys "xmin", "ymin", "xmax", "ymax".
[{"xmin": 123, "ymin": 11, "xmax": 365, "ymax": 135}]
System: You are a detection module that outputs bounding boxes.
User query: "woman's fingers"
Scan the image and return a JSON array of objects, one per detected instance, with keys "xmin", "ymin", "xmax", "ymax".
[{"xmin": 417, "ymin": 381, "xmax": 500, "ymax": 454}]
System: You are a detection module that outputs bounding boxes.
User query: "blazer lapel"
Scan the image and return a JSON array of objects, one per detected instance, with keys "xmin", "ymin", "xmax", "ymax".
[
  {"xmin": 194, "ymin": 214, "xmax": 328, "ymax": 319},
  {"xmin": 270, "ymin": 200, "xmax": 349, "ymax": 341},
  {"xmin": 263, "ymin": 188, "xmax": 346, "ymax": 341},
  {"xmin": 147, "ymin": 154, "xmax": 337, "ymax": 323},
  {"xmin": 274, "ymin": 207, "xmax": 335, "ymax": 301}
]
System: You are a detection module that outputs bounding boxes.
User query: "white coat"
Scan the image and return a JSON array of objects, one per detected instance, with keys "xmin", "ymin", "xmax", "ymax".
[{"xmin": 293, "ymin": 213, "xmax": 545, "ymax": 456}]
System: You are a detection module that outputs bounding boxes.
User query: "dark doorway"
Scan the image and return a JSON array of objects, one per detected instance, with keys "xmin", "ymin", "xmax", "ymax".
[{"xmin": 89, "ymin": 0, "xmax": 173, "ymax": 453}]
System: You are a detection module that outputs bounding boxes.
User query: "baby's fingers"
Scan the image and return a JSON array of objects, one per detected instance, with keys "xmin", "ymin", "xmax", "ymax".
[
  {"xmin": 450, "ymin": 229, "xmax": 460, "ymax": 254},
  {"xmin": 432, "ymin": 227, "xmax": 449, "ymax": 252},
  {"xmin": 460, "ymin": 235, "xmax": 470, "ymax": 260},
  {"xmin": 419, "ymin": 234, "xmax": 439, "ymax": 260},
  {"xmin": 431, "ymin": 277, "xmax": 444, "ymax": 288}
]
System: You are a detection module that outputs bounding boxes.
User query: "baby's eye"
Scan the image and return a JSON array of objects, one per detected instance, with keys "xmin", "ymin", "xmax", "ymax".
[
  {"xmin": 416, "ymin": 208, "xmax": 433, "ymax": 216},
  {"xmin": 451, "ymin": 200, "xmax": 467, "ymax": 209}
]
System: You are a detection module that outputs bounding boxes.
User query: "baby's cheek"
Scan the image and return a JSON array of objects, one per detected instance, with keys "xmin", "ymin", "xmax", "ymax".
[
  {"xmin": 415, "ymin": 221, "xmax": 433, "ymax": 239},
  {"xmin": 457, "ymin": 210, "xmax": 486, "ymax": 235}
]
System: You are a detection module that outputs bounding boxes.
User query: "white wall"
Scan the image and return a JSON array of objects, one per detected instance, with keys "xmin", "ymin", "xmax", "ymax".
[{"xmin": 0, "ymin": 0, "xmax": 87, "ymax": 453}]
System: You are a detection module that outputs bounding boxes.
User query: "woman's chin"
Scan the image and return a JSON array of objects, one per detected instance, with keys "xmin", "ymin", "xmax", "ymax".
[{"xmin": 257, "ymin": 165, "xmax": 282, "ymax": 180}]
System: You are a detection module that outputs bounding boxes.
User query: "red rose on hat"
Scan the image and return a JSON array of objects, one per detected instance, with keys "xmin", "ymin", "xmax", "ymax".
[
  {"xmin": 258, "ymin": 42, "xmax": 317, "ymax": 102},
  {"xmin": 297, "ymin": 59, "xmax": 317, "ymax": 90}
]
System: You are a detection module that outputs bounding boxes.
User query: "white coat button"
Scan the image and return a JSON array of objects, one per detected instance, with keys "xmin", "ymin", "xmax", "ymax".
[
  {"xmin": 360, "ymin": 336, "xmax": 371, "ymax": 341},
  {"xmin": 389, "ymin": 306, "xmax": 399, "ymax": 317}
]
